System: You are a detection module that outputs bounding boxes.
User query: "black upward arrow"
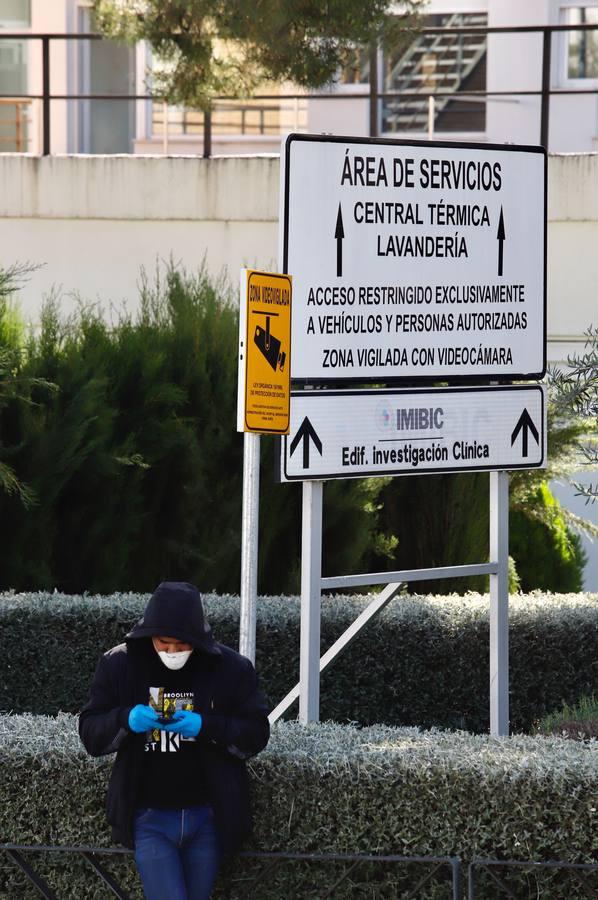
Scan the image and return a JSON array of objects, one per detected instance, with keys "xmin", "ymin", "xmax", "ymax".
[
  {"xmin": 335, "ymin": 204, "xmax": 344, "ymax": 277},
  {"xmin": 290, "ymin": 417, "xmax": 323, "ymax": 469},
  {"xmin": 497, "ymin": 206, "xmax": 505, "ymax": 277},
  {"xmin": 511, "ymin": 408, "xmax": 539, "ymax": 457}
]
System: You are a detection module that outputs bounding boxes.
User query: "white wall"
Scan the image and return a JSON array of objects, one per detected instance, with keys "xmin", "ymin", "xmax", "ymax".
[
  {"xmin": 0, "ymin": 152, "xmax": 594, "ymax": 357},
  {"xmin": 0, "ymin": 154, "xmax": 279, "ymax": 320},
  {"xmin": 306, "ymin": 87, "xmax": 370, "ymax": 139},
  {"xmin": 547, "ymin": 153, "xmax": 598, "ymax": 361},
  {"xmin": 551, "ymin": 472, "xmax": 598, "ymax": 591},
  {"xmin": 486, "ymin": 0, "xmax": 598, "ymax": 151},
  {"xmin": 486, "ymin": 0, "xmax": 548, "ymax": 147}
]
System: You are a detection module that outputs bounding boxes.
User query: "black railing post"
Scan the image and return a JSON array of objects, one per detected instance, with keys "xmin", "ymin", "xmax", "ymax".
[
  {"xmin": 540, "ymin": 28, "xmax": 551, "ymax": 149},
  {"xmin": 42, "ymin": 35, "xmax": 50, "ymax": 155},
  {"xmin": 203, "ymin": 106, "xmax": 212, "ymax": 158},
  {"xmin": 369, "ymin": 40, "xmax": 379, "ymax": 137}
]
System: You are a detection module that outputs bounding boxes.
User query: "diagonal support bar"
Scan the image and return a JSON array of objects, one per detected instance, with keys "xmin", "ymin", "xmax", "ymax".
[
  {"xmin": 81, "ymin": 852, "xmax": 131, "ymax": 899},
  {"xmin": 322, "ymin": 859, "xmax": 362, "ymax": 898},
  {"xmin": 403, "ymin": 862, "xmax": 445, "ymax": 899},
  {"xmin": 5, "ymin": 849, "xmax": 58, "ymax": 900},
  {"xmin": 269, "ymin": 580, "xmax": 402, "ymax": 724},
  {"xmin": 484, "ymin": 865, "xmax": 518, "ymax": 898}
]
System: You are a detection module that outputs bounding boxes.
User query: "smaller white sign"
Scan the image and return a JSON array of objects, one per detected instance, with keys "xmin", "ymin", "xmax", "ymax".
[{"xmin": 280, "ymin": 385, "xmax": 546, "ymax": 481}]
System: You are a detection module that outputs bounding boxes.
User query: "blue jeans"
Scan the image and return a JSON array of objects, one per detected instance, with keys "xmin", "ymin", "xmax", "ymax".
[{"xmin": 133, "ymin": 806, "xmax": 220, "ymax": 900}]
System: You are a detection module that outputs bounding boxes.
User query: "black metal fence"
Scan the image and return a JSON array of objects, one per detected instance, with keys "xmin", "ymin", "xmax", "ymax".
[
  {"xmin": 1, "ymin": 23, "xmax": 598, "ymax": 156},
  {"xmin": 468, "ymin": 857, "xmax": 598, "ymax": 898},
  {"xmin": 3, "ymin": 843, "xmax": 597, "ymax": 898},
  {"xmin": 1, "ymin": 843, "xmax": 461, "ymax": 899}
]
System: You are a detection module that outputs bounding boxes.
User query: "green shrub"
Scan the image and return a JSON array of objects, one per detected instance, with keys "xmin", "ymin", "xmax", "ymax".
[
  {"xmin": 0, "ymin": 265, "xmax": 590, "ymax": 596},
  {"xmin": 370, "ymin": 473, "xmax": 587, "ymax": 594},
  {"xmin": 536, "ymin": 694, "xmax": 598, "ymax": 740},
  {"xmin": 0, "ymin": 715, "xmax": 595, "ymax": 898},
  {"xmin": 1, "ymin": 591, "xmax": 596, "ymax": 733},
  {"xmin": 510, "ymin": 483, "xmax": 586, "ymax": 592},
  {"xmin": 0, "ymin": 266, "xmax": 380, "ymax": 595}
]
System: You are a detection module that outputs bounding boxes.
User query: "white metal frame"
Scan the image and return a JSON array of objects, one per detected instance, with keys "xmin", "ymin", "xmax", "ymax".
[{"xmin": 268, "ymin": 471, "xmax": 510, "ymax": 737}]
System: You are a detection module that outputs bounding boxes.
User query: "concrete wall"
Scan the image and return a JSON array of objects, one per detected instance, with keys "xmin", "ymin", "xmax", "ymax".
[
  {"xmin": 547, "ymin": 153, "xmax": 598, "ymax": 361},
  {"xmin": 0, "ymin": 154, "xmax": 280, "ymax": 320},
  {"xmin": 0, "ymin": 152, "xmax": 595, "ymax": 364}
]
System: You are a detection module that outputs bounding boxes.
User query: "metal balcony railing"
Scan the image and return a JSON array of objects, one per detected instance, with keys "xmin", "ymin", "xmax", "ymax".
[{"xmin": 0, "ymin": 23, "xmax": 598, "ymax": 155}]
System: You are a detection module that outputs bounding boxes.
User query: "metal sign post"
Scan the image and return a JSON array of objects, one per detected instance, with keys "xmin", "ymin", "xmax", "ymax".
[
  {"xmin": 239, "ymin": 432, "xmax": 260, "ymax": 663},
  {"xmin": 299, "ymin": 480, "xmax": 323, "ymax": 723},
  {"xmin": 237, "ymin": 269, "xmax": 292, "ymax": 663},
  {"xmin": 490, "ymin": 470, "xmax": 510, "ymax": 736}
]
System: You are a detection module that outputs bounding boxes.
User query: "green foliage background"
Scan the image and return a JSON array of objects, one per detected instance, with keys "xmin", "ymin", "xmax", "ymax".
[
  {"xmin": 0, "ymin": 264, "xmax": 587, "ymax": 594},
  {"xmin": 94, "ymin": 0, "xmax": 424, "ymax": 110},
  {"xmin": 0, "ymin": 267, "xmax": 381, "ymax": 594}
]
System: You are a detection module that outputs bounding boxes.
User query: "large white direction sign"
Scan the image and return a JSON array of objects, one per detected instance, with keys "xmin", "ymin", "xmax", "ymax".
[
  {"xmin": 280, "ymin": 134, "xmax": 546, "ymax": 383},
  {"xmin": 280, "ymin": 385, "xmax": 545, "ymax": 481}
]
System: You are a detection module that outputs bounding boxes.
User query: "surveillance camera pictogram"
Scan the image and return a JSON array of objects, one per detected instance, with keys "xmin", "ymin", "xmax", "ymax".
[{"xmin": 253, "ymin": 312, "xmax": 286, "ymax": 372}]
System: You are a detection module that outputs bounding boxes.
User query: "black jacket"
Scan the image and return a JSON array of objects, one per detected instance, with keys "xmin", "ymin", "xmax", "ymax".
[{"xmin": 79, "ymin": 586, "xmax": 270, "ymax": 852}]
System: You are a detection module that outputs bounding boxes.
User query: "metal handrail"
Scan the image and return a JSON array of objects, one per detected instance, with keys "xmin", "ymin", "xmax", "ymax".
[{"xmin": 1, "ymin": 23, "xmax": 598, "ymax": 153}]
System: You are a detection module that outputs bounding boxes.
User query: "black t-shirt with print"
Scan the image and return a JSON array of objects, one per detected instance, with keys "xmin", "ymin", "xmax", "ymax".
[{"xmin": 135, "ymin": 642, "xmax": 207, "ymax": 809}]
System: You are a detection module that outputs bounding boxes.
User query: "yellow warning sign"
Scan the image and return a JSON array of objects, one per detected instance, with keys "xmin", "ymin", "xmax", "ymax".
[{"xmin": 237, "ymin": 269, "xmax": 292, "ymax": 434}]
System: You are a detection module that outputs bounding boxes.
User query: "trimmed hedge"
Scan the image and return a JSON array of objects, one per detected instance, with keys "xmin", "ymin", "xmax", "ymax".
[
  {"xmin": 1, "ymin": 591, "xmax": 597, "ymax": 733},
  {"xmin": 0, "ymin": 715, "xmax": 596, "ymax": 898}
]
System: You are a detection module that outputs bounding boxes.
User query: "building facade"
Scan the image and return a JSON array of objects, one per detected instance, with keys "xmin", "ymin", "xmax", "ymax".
[{"xmin": 2, "ymin": 0, "xmax": 598, "ymax": 153}]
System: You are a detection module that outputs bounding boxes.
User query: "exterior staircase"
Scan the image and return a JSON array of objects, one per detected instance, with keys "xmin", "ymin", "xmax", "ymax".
[{"xmin": 383, "ymin": 12, "xmax": 487, "ymax": 133}]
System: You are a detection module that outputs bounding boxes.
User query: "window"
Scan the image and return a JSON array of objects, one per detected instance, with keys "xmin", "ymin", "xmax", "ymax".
[
  {"xmin": 339, "ymin": 47, "xmax": 371, "ymax": 85},
  {"xmin": 76, "ymin": 5, "xmax": 136, "ymax": 153},
  {"xmin": 0, "ymin": 39, "xmax": 28, "ymax": 150},
  {"xmin": 0, "ymin": 0, "xmax": 31, "ymax": 27},
  {"xmin": 564, "ymin": 6, "xmax": 598, "ymax": 79}
]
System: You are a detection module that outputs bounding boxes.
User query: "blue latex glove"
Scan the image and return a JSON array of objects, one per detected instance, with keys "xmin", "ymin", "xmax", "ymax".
[
  {"xmin": 128, "ymin": 704, "xmax": 160, "ymax": 734},
  {"xmin": 162, "ymin": 710, "xmax": 203, "ymax": 738}
]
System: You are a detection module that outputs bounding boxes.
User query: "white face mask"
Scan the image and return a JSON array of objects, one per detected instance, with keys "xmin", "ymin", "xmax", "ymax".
[{"xmin": 157, "ymin": 649, "xmax": 193, "ymax": 670}]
